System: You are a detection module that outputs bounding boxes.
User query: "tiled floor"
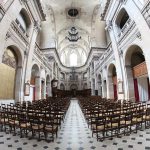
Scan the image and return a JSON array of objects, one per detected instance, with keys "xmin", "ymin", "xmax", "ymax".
[{"xmin": 0, "ymin": 99, "xmax": 150, "ymax": 150}]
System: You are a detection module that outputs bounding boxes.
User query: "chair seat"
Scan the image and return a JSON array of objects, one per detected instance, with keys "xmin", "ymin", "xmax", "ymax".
[
  {"xmin": 107, "ymin": 123, "xmax": 119, "ymax": 127},
  {"xmin": 32, "ymin": 124, "xmax": 43, "ymax": 130},
  {"xmin": 9, "ymin": 120, "xmax": 19, "ymax": 125},
  {"xmin": 97, "ymin": 125, "xmax": 104, "ymax": 130},
  {"xmin": 20, "ymin": 123, "xmax": 30, "ymax": 128},
  {"xmin": 120, "ymin": 120, "xmax": 131, "ymax": 125},
  {"xmin": 1, "ymin": 118, "xmax": 8, "ymax": 123},
  {"xmin": 45, "ymin": 125, "xmax": 58, "ymax": 132},
  {"xmin": 143, "ymin": 115, "xmax": 150, "ymax": 120}
]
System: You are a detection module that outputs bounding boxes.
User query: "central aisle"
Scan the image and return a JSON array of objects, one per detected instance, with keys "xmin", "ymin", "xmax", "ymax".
[{"xmin": 0, "ymin": 99, "xmax": 149, "ymax": 150}]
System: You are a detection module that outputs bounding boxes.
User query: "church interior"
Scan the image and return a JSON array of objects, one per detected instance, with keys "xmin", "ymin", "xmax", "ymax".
[{"xmin": 0, "ymin": 0, "xmax": 150, "ymax": 149}]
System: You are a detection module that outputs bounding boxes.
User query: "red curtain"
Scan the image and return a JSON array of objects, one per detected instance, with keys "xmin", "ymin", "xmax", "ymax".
[
  {"xmin": 133, "ymin": 78, "xmax": 139, "ymax": 102},
  {"xmin": 147, "ymin": 78, "xmax": 150, "ymax": 100},
  {"xmin": 113, "ymin": 84, "xmax": 117, "ymax": 100}
]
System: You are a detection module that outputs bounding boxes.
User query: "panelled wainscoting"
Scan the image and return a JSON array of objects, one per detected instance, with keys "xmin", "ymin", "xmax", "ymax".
[{"xmin": 0, "ymin": 99, "xmax": 150, "ymax": 150}]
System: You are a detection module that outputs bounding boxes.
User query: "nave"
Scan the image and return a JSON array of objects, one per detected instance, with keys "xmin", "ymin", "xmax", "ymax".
[{"xmin": 0, "ymin": 99, "xmax": 150, "ymax": 150}]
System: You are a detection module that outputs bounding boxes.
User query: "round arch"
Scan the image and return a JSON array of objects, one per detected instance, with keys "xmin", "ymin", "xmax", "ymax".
[
  {"xmin": 30, "ymin": 64, "xmax": 40, "ymax": 101},
  {"xmin": 124, "ymin": 45, "xmax": 149, "ymax": 102},
  {"xmin": 60, "ymin": 83, "xmax": 65, "ymax": 90},
  {"xmin": 107, "ymin": 63, "xmax": 118, "ymax": 100},
  {"xmin": 0, "ymin": 45, "xmax": 23, "ymax": 102}
]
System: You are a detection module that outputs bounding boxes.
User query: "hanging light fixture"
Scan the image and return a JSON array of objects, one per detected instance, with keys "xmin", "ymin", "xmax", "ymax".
[{"xmin": 65, "ymin": 26, "xmax": 81, "ymax": 42}]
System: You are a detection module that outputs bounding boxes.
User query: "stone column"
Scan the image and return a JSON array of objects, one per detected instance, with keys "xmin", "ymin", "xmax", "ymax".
[
  {"xmin": 125, "ymin": 65, "xmax": 135, "ymax": 100},
  {"xmin": 15, "ymin": 66, "xmax": 23, "ymax": 102},
  {"xmin": 46, "ymin": 81, "xmax": 51, "ymax": 97},
  {"xmin": 107, "ymin": 75, "xmax": 114, "ymax": 99},
  {"xmin": 35, "ymin": 76, "xmax": 41, "ymax": 100}
]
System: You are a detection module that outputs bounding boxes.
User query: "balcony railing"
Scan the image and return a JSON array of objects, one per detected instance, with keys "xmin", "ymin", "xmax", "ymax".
[
  {"xmin": 118, "ymin": 18, "xmax": 132, "ymax": 37},
  {"xmin": 10, "ymin": 20, "xmax": 29, "ymax": 44},
  {"xmin": 117, "ymin": 18, "xmax": 136, "ymax": 43}
]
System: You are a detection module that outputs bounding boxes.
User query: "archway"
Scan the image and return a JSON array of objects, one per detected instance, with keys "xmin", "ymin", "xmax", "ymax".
[
  {"xmin": 30, "ymin": 64, "xmax": 40, "ymax": 101},
  {"xmin": 108, "ymin": 64, "xmax": 118, "ymax": 100},
  {"xmin": 0, "ymin": 48, "xmax": 17, "ymax": 100},
  {"xmin": 60, "ymin": 83, "xmax": 65, "ymax": 90},
  {"xmin": 125, "ymin": 45, "xmax": 149, "ymax": 102},
  {"xmin": 0, "ymin": 46, "xmax": 23, "ymax": 102},
  {"xmin": 83, "ymin": 83, "xmax": 88, "ymax": 90},
  {"xmin": 70, "ymin": 84, "xmax": 78, "ymax": 97}
]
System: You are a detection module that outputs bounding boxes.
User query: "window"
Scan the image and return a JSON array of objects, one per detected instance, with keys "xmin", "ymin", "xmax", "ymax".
[
  {"xmin": 116, "ymin": 9, "xmax": 129, "ymax": 30},
  {"xmin": 70, "ymin": 53, "xmax": 77, "ymax": 66}
]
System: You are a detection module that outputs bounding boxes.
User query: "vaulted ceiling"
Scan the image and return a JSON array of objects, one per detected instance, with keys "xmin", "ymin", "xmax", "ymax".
[{"xmin": 39, "ymin": 0, "xmax": 107, "ymax": 67}]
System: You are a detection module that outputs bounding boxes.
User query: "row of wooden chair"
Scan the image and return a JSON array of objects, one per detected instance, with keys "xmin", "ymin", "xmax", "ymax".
[
  {"xmin": 78, "ymin": 97, "xmax": 150, "ymax": 141},
  {"xmin": 0, "ymin": 97, "xmax": 70, "ymax": 141}
]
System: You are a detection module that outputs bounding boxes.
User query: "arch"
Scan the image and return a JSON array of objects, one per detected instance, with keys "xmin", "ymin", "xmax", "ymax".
[
  {"xmin": 17, "ymin": 8, "xmax": 32, "ymax": 35},
  {"xmin": 60, "ymin": 83, "xmax": 65, "ymax": 90},
  {"xmin": 70, "ymin": 52, "xmax": 77, "ymax": 67},
  {"xmin": 116, "ymin": 8, "xmax": 130, "ymax": 29},
  {"xmin": 124, "ymin": 45, "xmax": 149, "ymax": 102},
  {"xmin": 83, "ymin": 83, "xmax": 88, "ymax": 90},
  {"xmin": 0, "ymin": 46, "xmax": 23, "ymax": 102},
  {"xmin": 30, "ymin": 64, "xmax": 40, "ymax": 101},
  {"xmin": 70, "ymin": 84, "xmax": 78, "ymax": 90},
  {"xmin": 107, "ymin": 63, "xmax": 118, "ymax": 100}
]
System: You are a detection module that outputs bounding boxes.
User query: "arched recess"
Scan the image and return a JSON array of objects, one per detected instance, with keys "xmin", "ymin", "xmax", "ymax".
[
  {"xmin": 115, "ymin": 8, "xmax": 130, "ymax": 36},
  {"xmin": 46, "ymin": 74, "xmax": 51, "ymax": 97},
  {"xmin": 60, "ymin": 83, "xmax": 65, "ymax": 90},
  {"xmin": 30, "ymin": 64, "xmax": 40, "ymax": 101},
  {"xmin": 125, "ymin": 45, "xmax": 150, "ymax": 102},
  {"xmin": 107, "ymin": 64, "xmax": 118, "ymax": 100},
  {"xmin": 97, "ymin": 74, "xmax": 102, "ymax": 96},
  {"xmin": 70, "ymin": 84, "xmax": 78, "ymax": 97},
  {"xmin": 70, "ymin": 84, "xmax": 78, "ymax": 90},
  {"xmin": 116, "ymin": 8, "xmax": 129, "ymax": 29},
  {"xmin": 0, "ymin": 46, "xmax": 23, "ymax": 102},
  {"xmin": 83, "ymin": 83, "xmax": 88, "ymax": 90},
  {"xmin": 16, "ymin": 8, "xmax": 32, "ymax": 36}
]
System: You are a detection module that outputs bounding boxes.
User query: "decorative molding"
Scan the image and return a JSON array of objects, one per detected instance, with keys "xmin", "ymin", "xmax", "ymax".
[{"xmin": 5, "ymin": 32, "xmax": 11, "ymax": 40}]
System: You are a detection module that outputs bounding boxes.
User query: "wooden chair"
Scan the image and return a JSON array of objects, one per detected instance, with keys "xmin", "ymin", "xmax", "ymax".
[
  {"xmin": 28, "ymin": 110, "xmax": 44, "ymax": 140},
  {"xmin": 43, "ymin": 112, "xmax": 58, "ymax": 142},
  {"xmin": 144, "ymin": 107, "xmax": 150, "ymax": 129},
  {"xmin": 95, "ymin": 115, "xmax": 106, "ymax": 141},
  {"xmin": 18, "ymin": 109, "xmax": 30, "ymax": 138}
]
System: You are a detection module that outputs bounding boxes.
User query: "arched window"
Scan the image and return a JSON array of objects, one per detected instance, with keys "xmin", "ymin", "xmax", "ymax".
[
  {"xmin": 81, "ymin": 51, "xmax": 86, "ymax": 64},
  {"xmin": 16, "ymin": 9, "xmax": 31, "ymax": 35},
  {"xmin": 116, "ymin": 9, "xmax": 129, "ymax": 29},
  {"xmin": 70, "ymin": 53, "xmax": 77, "ymax": 66}
]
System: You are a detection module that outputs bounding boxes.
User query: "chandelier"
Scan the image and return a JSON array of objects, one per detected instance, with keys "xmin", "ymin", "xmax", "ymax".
[{"xmin": 66, "ymin": 26, "xmax": 81, "ymax": 42}]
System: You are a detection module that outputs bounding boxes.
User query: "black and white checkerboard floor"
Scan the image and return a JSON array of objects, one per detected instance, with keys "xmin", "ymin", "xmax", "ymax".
[{"xmin": 0, "ymin": 99, "xmax": 150, "ymax": 150}]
